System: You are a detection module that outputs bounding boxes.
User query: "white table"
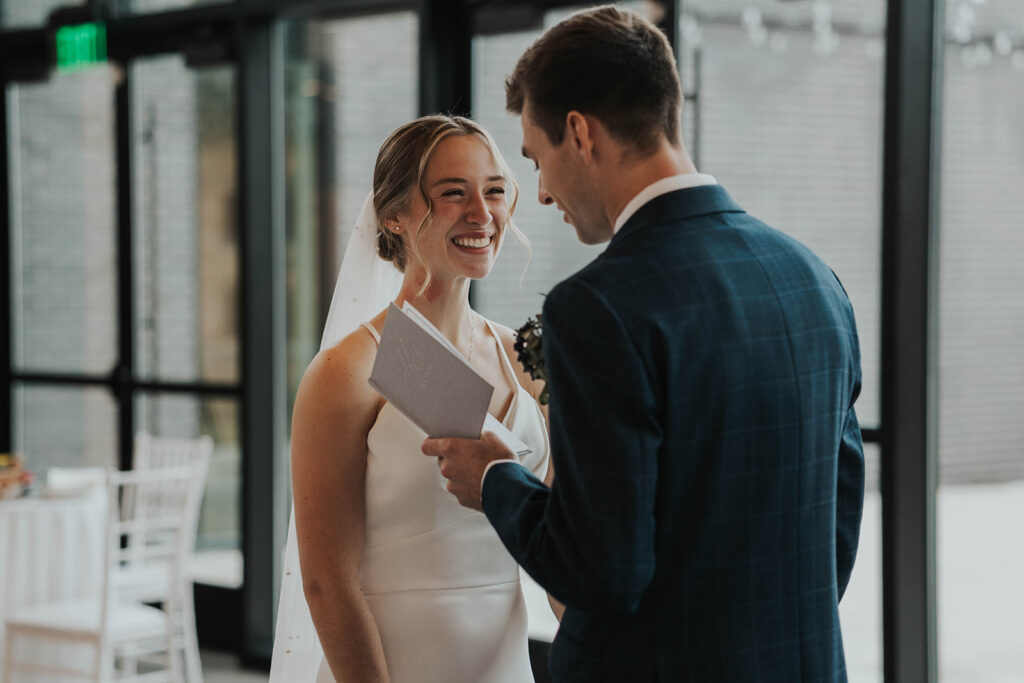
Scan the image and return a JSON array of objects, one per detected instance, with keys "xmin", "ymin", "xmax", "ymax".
[{"xmin": 0, "ymin": 494, "xmax": 107, "ymax": 668}]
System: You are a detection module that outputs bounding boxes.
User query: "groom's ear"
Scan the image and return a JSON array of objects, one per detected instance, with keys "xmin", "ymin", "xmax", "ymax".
[{"xmin": 564, "ymin": 111, "xmax": 595, "ymax": 165}]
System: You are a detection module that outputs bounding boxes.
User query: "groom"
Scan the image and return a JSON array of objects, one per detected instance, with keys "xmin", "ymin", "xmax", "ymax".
[{"xmin": 424, "ymin": 6, "xmax": 864, "ymax": 682}]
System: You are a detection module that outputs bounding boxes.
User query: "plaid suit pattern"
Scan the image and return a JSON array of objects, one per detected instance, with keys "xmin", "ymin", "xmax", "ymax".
[{"xmin": 482, "ymin": 185, "xmax": 865, "ymax": 682}]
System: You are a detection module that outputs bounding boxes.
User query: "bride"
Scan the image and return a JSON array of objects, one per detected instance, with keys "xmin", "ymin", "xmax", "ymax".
[{"xmin": 270, "ymin": 115, "xmax": 554, "ymax": 682}]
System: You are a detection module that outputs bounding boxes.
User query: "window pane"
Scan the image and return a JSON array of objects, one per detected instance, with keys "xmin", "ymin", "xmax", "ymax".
[
  {"xmin": 938, "ymin": 0, "xmax": 1024, "ymax": 679},
  {"xmin": 680, "ymin": 5, "xmax": 884, "ymax": 675},
  {"xmin": 471, "ymin": 4, "xmax": 665, "ymax": 328},
  {"xmin": 282, "ymin": 12, "xmax": 418, "ymax": 412},
  {"xmin": 473, "ymin": 25, "xmax": 594, "ymax": 328},
  {"xmin": 132, "ymin": 56, "xmax": 239, "ymax": 385},
  {"xmin": 676, "ymin": 0, "xmax": 884, "ymax": 428},
  {"xmin": 316, "ymin": 11, "xmax": 419, "ymax": 277},
  {"xmin": 13, "ymin": 383, "xmax": 118, "ymax": 478},
  {"xmin": 8, "ymin": 69, "xmax": 118, "ymax": 376},
  {"xmin": 135, "ymin": 392, "xmax": 240, "ymax": 587}
]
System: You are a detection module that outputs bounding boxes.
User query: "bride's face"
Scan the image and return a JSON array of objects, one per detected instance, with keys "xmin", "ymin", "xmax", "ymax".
[{"xmin": 398, "ymin": 134, "xmax": 510, "ymax": 283}]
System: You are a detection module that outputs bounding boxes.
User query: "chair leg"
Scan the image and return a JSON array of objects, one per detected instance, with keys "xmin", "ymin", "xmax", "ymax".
[
  {"xmin": 96, "ymin": 637, "xmax": 112, "ymax": 683},
  {"xmin": 182, "ymin": 583, "xmax": 203, "ymax": 683},
  {"xmin": 124, "ymin": 653, "xmax": 139, "ymax": 678},
  {"xmin": 166, "ymin": 621, "xmax": 185, "ymax": 683},
  {"xmin": 3, "ymin": 628, "xmax": 15, "ymax": 683}
]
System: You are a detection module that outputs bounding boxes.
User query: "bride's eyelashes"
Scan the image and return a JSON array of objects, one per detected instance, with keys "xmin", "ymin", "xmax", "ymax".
[{"xmin": 439, "ymin": 187, "xmax": 506, "ymax": 198}]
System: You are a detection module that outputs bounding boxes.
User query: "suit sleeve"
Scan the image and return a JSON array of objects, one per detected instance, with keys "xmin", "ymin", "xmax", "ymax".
[
  {"xmin": 482, "ymin": 278, "xmax": 660, "ymax": 614},
  {"xmin": 835, "ymin": 369, "xmax": 865, "ymax": 600}
]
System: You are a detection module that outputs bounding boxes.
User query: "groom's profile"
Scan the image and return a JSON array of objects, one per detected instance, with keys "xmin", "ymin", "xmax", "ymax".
[{"xmin": 425, "ymin": 5, "xmax": 865, "ymax": 682}]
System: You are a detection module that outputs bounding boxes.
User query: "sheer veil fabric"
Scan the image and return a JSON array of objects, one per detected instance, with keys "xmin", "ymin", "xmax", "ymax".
[{"xmin": 269, "ymin": 193, "xmax": 403, "ymax": 682}]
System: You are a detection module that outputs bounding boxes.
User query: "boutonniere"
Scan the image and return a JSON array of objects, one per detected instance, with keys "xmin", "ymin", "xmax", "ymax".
[{"xmin": 513, "ymin": 314, "xmax": 548, "ymax": 406}]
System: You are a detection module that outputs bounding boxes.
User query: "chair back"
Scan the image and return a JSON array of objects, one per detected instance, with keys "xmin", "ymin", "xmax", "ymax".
[
  {"xmin": 101, "ymin": 464, "xmax": 207, "ymax": 623},
  {"xmin": 133, "ymin": 432, "xmax": 214, "ymax": 472},
  {"xmin": 124, "ymin": 433, "xmax": 213, "ymax": 569}
]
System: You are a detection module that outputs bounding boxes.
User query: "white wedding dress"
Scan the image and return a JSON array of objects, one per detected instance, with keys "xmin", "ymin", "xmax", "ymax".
[
  {"xmin": 270, "ymin": 193, "xmax": 547, "ymax": 683},
  {"xmin": 318, "ymin": 320, "xmax": 549, "ymax": 682}
]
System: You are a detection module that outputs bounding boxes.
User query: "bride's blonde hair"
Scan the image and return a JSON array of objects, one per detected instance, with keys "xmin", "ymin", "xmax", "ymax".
[{"xmin": 372, "ymin": 115, "xmax": 529, "ymax": 293}]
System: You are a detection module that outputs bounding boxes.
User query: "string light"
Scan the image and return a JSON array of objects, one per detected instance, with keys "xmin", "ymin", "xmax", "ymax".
[
  {"xmin": 677, "ymin": 2, "xmax": 1021, "ymax": 71},
  {"xmin": 993, "ymin": 32, "xmax": 1013, "ymax": 56}
]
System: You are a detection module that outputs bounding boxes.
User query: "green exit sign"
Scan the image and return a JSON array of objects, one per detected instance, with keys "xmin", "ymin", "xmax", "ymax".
[{"xmin": 55, "ymin": 23, "xmax": 107, "ymax": 71}]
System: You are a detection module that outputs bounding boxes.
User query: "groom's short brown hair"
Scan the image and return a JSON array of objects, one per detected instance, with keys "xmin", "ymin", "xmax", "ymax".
[{"xmin": 506, "ymin": 5, "xmax": 681, "ymax": 156}]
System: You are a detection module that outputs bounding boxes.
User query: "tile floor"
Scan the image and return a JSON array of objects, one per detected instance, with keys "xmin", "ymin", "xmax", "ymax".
[{"xmin": 201, "ymin": 650, "xmax": 268, "ymax": 683}]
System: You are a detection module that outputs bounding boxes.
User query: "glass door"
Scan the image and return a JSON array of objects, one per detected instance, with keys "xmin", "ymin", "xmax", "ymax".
[{"xmin": 4, "ymin": 22, "xmax": 244, "ymax": 647}]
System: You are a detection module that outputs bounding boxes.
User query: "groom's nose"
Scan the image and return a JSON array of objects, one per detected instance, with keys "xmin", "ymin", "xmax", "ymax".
[{"xmin": 538, "ymin": 176, "xmax": 554, "ymax": 206}]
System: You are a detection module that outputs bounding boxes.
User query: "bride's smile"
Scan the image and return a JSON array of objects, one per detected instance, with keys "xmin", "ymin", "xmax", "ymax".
[{"xmin": 451, "ymin": 230, "xmax": 495, "ymax": 251}]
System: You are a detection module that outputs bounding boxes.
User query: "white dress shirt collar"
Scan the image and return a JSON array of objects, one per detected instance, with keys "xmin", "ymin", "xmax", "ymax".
[{"xmin": 612, "ymin": 173, "xmax": 718, "ymax": 234}]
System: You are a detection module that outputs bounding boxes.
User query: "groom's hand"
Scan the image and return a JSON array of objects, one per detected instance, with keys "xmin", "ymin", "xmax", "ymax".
[{"xmin": 422, "ymin": 432, "xmax": 514, "ymax": 511}]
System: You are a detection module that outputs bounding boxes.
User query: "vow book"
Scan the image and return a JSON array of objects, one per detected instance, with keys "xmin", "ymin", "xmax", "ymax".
[{"xmin": 368, "ymin": 303, "xmax": 533, "ymax": 458}]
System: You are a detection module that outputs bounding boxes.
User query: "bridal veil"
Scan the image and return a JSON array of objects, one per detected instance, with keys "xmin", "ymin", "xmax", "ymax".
[{"xmin": 269, "ymin": 193, "xmax": 403, "ymax": 682}]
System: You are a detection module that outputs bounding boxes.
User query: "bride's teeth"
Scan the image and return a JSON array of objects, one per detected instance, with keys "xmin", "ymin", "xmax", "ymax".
[{"xmin": 453, "ymin": 236, "xmax": 492, "ymax": 248}]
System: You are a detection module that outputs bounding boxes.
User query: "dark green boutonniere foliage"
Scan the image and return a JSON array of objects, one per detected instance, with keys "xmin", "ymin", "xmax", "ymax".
[{"xmin": 514, "ymin": 314, "xmax": 548, "ymax": 406}]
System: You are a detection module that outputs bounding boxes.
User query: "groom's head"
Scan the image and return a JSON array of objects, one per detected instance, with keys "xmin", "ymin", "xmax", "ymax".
[
  {"xmin": 507, "ymin": 6, "xmax": 683, "ymax": 243},
  {"xmin": 507, "ymin": 6, "xmax": 680, "ymax": 154}
]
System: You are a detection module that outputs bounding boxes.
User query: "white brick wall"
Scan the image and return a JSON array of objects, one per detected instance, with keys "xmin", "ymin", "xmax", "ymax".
[
  {"xmin": 133, "ymin": 54, "xmax": 201, "ymax": 402},
  {"xmin": 690, "ymin": 19, "xmax": 886, "ymax": 483},
  {"xmin": 321, "ymin": 11, "xmax": 419, "ymax": 276},
  {"xmin": 939, "ymin": 44, "xmax": 1024, "ymax": 483},
  {"xmin": 10, "ymin": 67, "xmax": 120, "ymax": 472}
]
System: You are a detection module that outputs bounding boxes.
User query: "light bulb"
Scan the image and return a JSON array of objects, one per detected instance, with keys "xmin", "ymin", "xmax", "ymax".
[
  {"xmin": 993, "ymin": 32, "xmax": 1013, "ymax": 57},
  {"xmin": 742, "ymin": 7, "xmax": 763, "ymax": 30}
]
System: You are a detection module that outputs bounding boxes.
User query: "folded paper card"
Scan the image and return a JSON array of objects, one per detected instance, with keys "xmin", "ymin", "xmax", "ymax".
[{"xmin": 369, "ymin": 303, "xmax": 533, "ymax": 457}]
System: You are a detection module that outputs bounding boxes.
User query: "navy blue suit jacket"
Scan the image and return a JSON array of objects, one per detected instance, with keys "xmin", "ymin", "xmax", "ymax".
[{"xmin": 482, "ymin": 186, "xmax": 865, "ymax": 682}]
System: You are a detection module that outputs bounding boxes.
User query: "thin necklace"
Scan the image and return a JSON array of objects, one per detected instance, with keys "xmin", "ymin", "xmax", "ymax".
[{"xmin": 467, "ymin": 308, "xmax": 476, "ymax": 363}]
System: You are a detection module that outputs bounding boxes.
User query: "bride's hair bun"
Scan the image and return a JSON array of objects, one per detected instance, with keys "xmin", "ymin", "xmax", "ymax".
[{"xmin": 376, "ymin": 226, "xmax": 407, "ymax": 272}]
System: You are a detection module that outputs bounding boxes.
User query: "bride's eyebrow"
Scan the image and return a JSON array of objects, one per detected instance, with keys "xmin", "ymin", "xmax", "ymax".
[{"xmin": 431, "ymin": 175, "xmax": 505, "ymax": 187}]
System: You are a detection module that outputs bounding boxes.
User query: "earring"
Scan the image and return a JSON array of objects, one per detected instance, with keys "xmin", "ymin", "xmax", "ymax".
[{"xmin": 391, "ymin": 225, "xmax": 401, "ymax": 233}]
